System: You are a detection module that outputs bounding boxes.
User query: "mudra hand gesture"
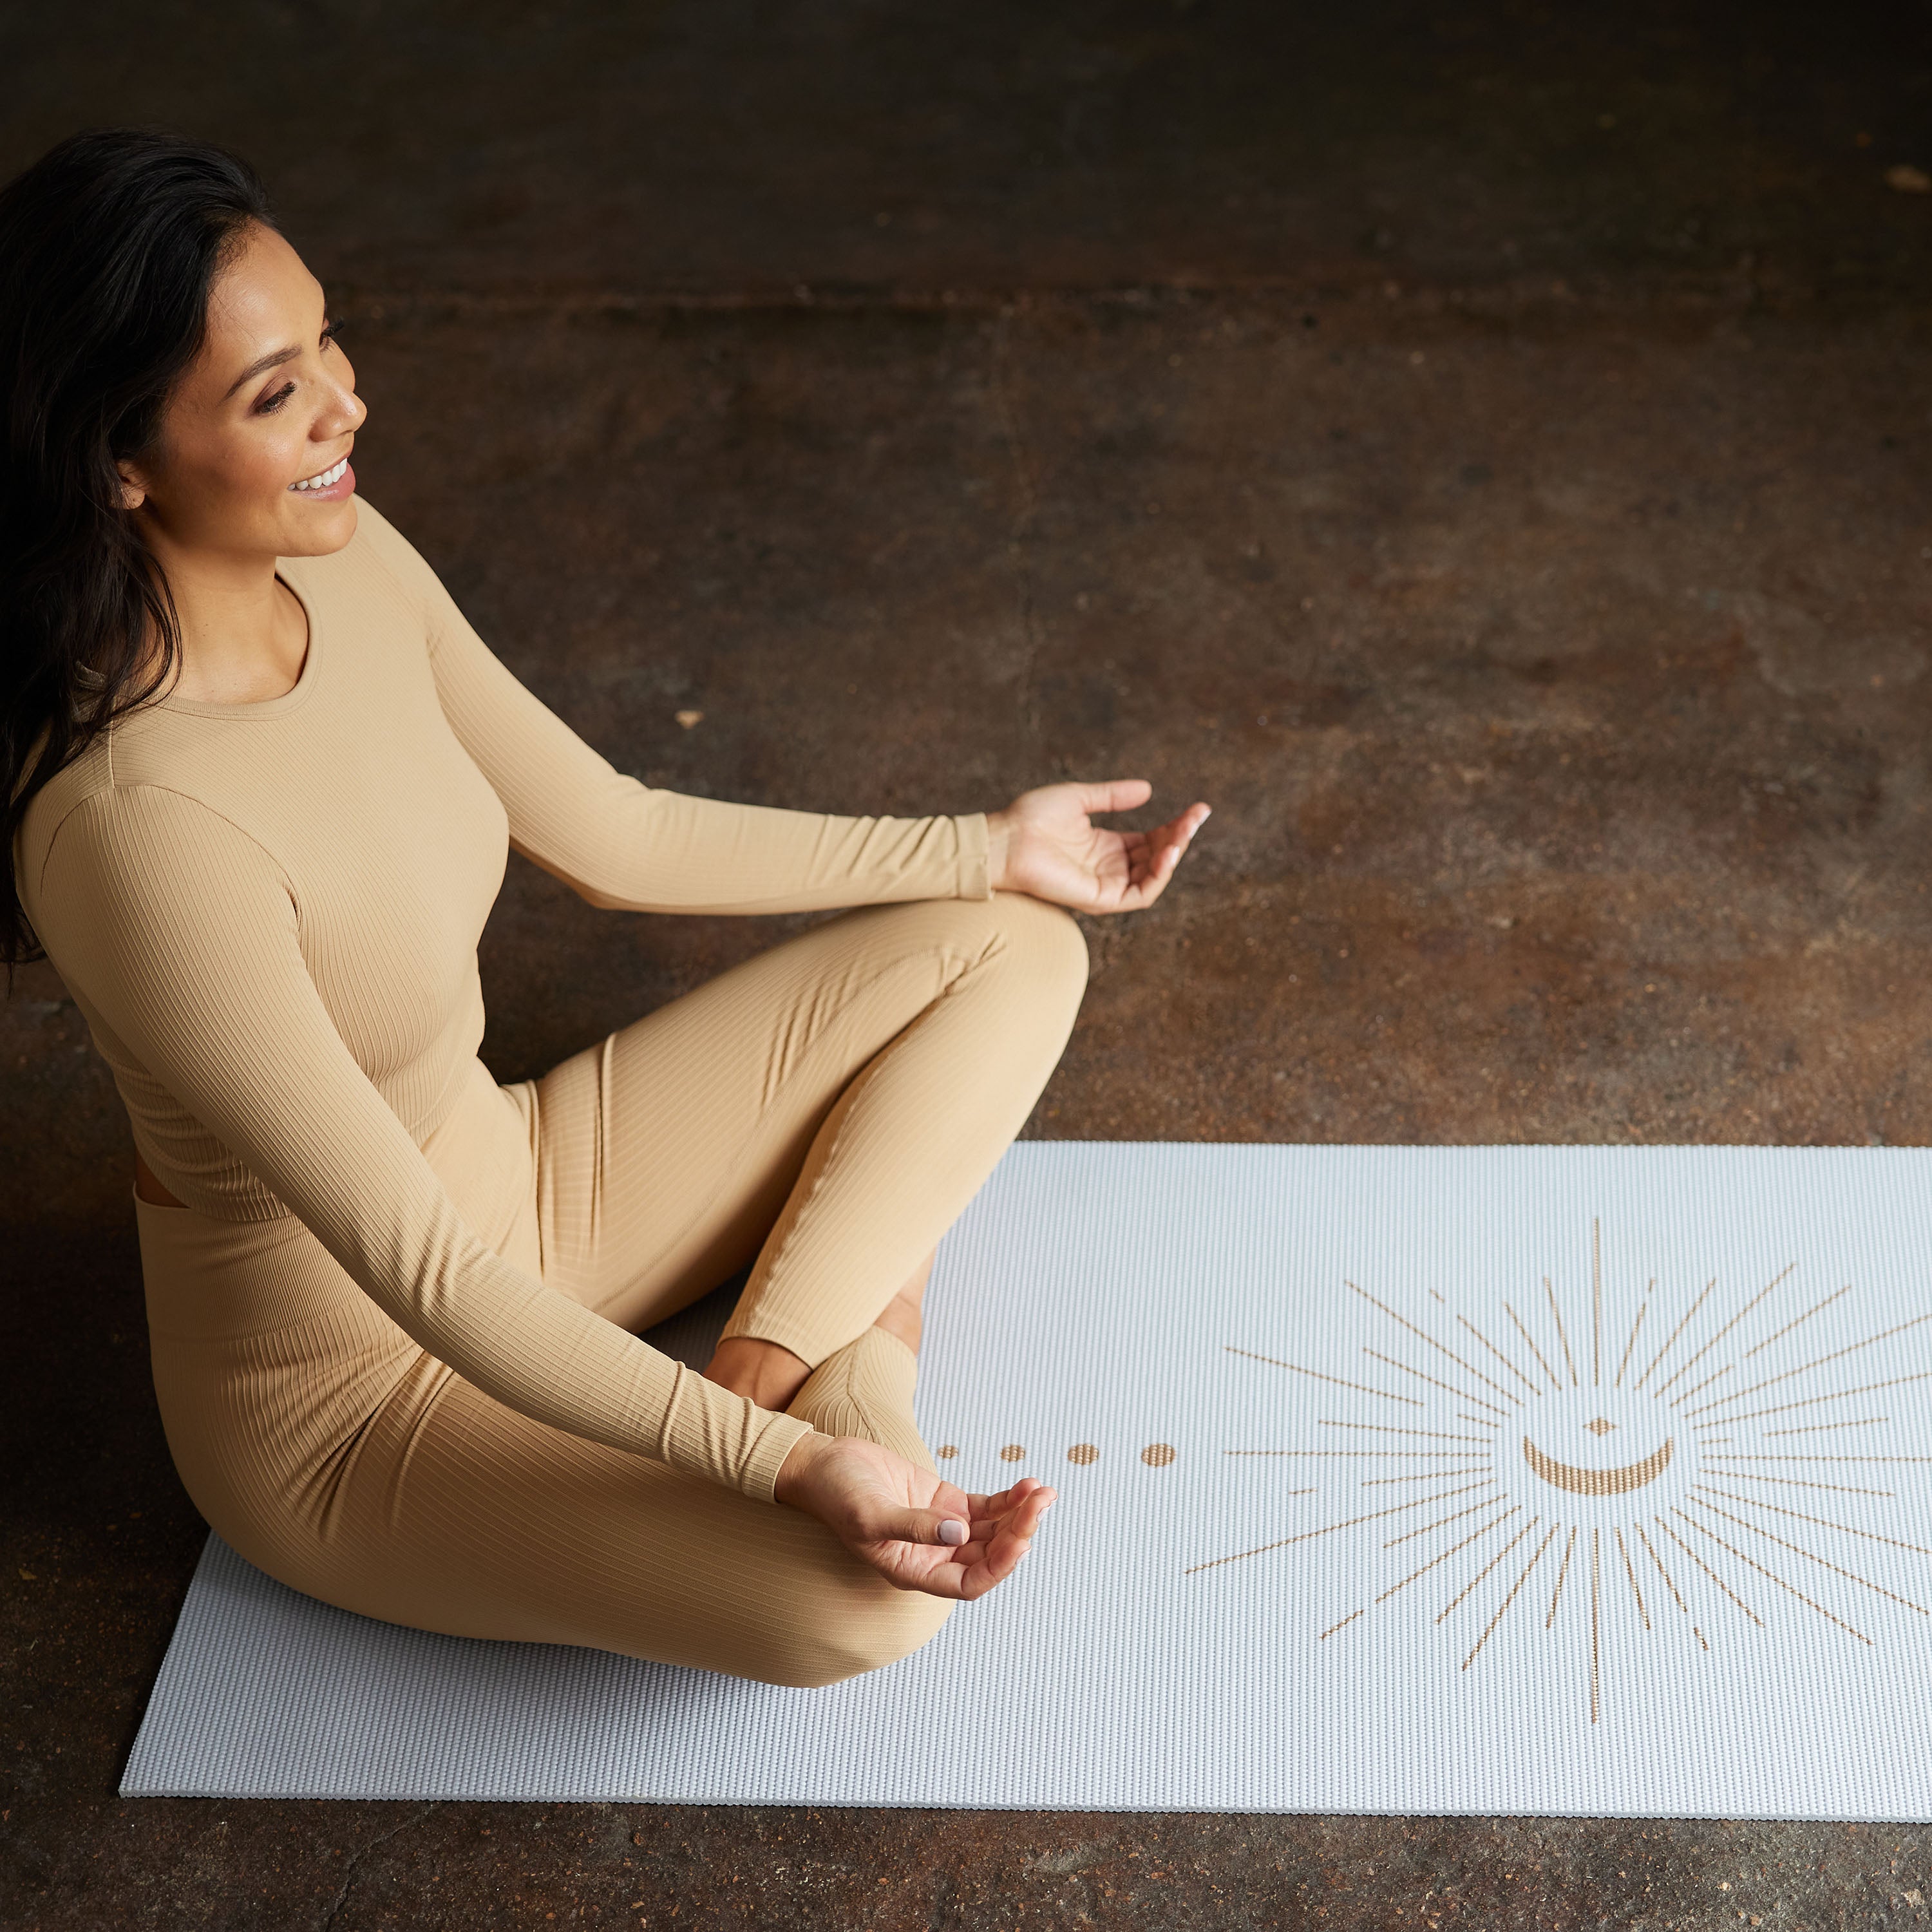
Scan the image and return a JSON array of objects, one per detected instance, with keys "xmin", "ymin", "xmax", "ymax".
[
  {"xmin": 774, "ymin": 1433, "xmax": 1056, "ymax": 1600},
  {"xmin": 987, "ymin": 778, "xmax": 1211, "ymax": 911}
]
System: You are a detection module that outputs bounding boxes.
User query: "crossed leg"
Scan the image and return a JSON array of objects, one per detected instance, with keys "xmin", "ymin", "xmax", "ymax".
[{"xmin": 524, "ymin": 889, "xmax": 1088, "ymax": 1389}]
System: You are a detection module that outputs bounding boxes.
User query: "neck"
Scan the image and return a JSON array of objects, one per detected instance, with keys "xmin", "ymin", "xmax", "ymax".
[{"xmin": 138, "ymin": 524, "xmax": 305, "ymax": 703}]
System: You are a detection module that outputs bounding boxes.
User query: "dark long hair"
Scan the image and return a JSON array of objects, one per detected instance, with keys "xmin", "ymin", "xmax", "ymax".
[{"xmin": 0, "ymin": 128, "xmax": 276, "ymax": 984}]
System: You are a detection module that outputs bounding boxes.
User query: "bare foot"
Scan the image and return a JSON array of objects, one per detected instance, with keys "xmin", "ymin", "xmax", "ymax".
[
  {"xmin": 702, "ymin": 1336, "xmax": 811, "ymax": 1410},
  {"xmin": 871, "ymin": 1284, "xmax": 923, "ymax": 1356},
  {"xmin": 705, "ymin": 1244, "xmax": 940, "ymax": 1408}
]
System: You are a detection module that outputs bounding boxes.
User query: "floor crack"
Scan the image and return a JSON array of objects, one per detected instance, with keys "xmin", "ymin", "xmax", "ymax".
[{"xmin": 317, "ymin": 1802, "xmax": 437, "ymax": 1931}]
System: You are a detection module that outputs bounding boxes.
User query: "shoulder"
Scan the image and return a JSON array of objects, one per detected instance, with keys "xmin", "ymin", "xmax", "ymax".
[{"xmin": 28, "ymin": 777, "xmax": 290, "ymax": 914}]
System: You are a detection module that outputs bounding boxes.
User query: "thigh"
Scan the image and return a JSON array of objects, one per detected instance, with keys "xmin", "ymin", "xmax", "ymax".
[
  {"xmin": 527, "ymin": 898, "xmax": 1008, "ymax": 1331},
  {"xmin": 291, "ymin": 1367, "xmax": 952, "ymax": 1689}
]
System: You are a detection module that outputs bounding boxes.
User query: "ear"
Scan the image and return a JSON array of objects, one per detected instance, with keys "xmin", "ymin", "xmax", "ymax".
[{"xmin": 115, "ymin": 460, "xmax": 147, "ymax": 512}]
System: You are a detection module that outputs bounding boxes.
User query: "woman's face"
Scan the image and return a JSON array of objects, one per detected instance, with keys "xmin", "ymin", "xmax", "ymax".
[{"xmin": 119, "ymin": 220, "xmax": 365, "ymax": 563}]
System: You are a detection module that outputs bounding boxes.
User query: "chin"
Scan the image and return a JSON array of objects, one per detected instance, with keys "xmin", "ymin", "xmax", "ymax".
[{"xmin": 278, "ymin": 495, "xmax": 359, "ymax": 558}]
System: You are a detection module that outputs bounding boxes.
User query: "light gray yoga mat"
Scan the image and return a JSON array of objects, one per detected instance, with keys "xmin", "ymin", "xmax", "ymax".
[{"xmin": 122, "ymin": 1142, "xmax": 1932, "ymax": 1815}]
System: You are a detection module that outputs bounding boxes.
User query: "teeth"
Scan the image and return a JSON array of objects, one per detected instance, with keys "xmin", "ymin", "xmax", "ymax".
[{"xmin": 290, "ymin": 457, "xmax": 349, "ymax": 492}]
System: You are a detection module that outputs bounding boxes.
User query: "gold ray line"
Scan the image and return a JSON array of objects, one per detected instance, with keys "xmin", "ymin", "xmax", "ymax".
[
  {"xmin": 1719, "ymin": 1473, "xmax": 1895, "ymax": 1497},
  {"xmin": 1457, "ymin": 1413, "xmax": 1505, "ymax": 1430},
  {"xmin": 1182, "ymin": 1482, "xmax": 1495, "ymax": 1574},
  {"xmin": 1592, "ymin": 1218, "xmax": 1603, "ymax": 1388},
  {"xmin": 1504, "ymin": 1302, "xmax": 1566, "ymax": 1391},
  {"xmin": 1693, "ymin": 1370, "xmax": 1932, "ymax": 1425},
  {"xmin": 1542, "ymin": 1276, "xmax": 1580, "ymax": 1386},
  {"xmin": 1385, "ymin": 1497, "xmax": 1507, "ymax": 1549},
  {"xmin": 1456, "ymin": 1313, "xmax": 1543, "ymax": 1395},
  {"xmin": 1435, "ymin": 1516, "xmax": 1537, "ymax": 1624},
  {"xmin": 1362, "ymin": 1470, "xmax": 1495, "ymax": 1486},
  {"xmin": 1741, "ymin": 1284, "xmax": 1852, "ymax": 1361},
  {"xmin": 1634, "ymin": 1522, "xmax": 1692, "ymax": 1620},
  {"xmin": 1709, "ymin": 1455, "xmax": 1932, "ymax": 1465},
  {"xmin": 1364, "ymin": 1347, "xmax": 1510, "ymax": 1415},
  {"xmin": 1633, "ymin": 1275, "xmax": 1719, "ymax": 1391},
  {"xmin": 1669, "ymin": 1508, "xmax": 1871, "ymax": 1645},
  {"xmin": 1688, "ymin": 1313, "xmax": 1932, "ymax": 1414},
  {"xmin": 1226, "ymin": 1452, "xmax": 1493, "ymax": 1467},
  {"xmin": 1349, "ymin": 1282, "xmax": 1522, "ymax": 1404},
  {"xmin": 1683, "ymin": 1497, "xmax": 1930, "ymax": 1616},
  {"xmin": 1764, "ymin": 1419, "xmax": 1889, "ymax": 1437},
  {"xmin": 1546, "ymin": 1526, "xmax": 1578, "ymax": 1628},
  {"xmin": 1614, "ymin": 1299, "xmax": 1651, "ymax": 1390},
  {"xmin": 1590, "ymin": 1527, "xmax": 1602, "ymax": 1725},
  {"xmin": 1638, "ymin": 1530, "xmax": 1716, "ymax": 1654},
  {"xmin": 1656, "ymin": 1515, "xmax": 1764, "ymax": 1627},
  {"xmin": 1690, "ymin": 1483, "xmax": 1932, "ymax": 1557},
  {"xmin": 1373, "ymin": 1511, "xmax": 1521, "ymax": 1609},
  {"xmin": 1224, "ymin": 1347, "xmax": 1425, "ymax": 1408},
  {"xmin": 1651, "ymin": 1264, "xmax": 1795, "ymax": 1399},
  {"xmin": 1462, "ymin": 1526, "xmax": 1560, "ymax": 1671},
  {"xmin": 1215, "ymin": 1450, "xmax": 1499, "ymax": 1460},
  {"xmin": 1670, "ymin": 1365, "xmax": 1733, "ymax": 1409},
  {"xmin": 1318, "ymin": 1609, "xmax": 1366, "ymax": 1641},
  {"xmin": 1317, "ymin": 1421, "xmax": 1495, "ymax": 1442},
  {"xmin": 1615, "ymin": 1525, "xmax": 1651, "ymax": 1631}
]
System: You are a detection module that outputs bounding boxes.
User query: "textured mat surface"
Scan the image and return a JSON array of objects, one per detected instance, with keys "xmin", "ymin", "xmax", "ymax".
[{"xmin": 122, "ymin": 1143, "xmax": 1932, "ymax": 1814}]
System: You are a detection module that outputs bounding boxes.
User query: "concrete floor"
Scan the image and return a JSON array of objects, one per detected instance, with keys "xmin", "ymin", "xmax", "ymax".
[{"xmin": 5, "ymin": 1, "xmax": 1932, "ymax": 1925}]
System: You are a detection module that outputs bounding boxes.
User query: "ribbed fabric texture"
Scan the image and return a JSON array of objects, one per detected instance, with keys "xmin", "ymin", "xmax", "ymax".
[{"xmin": 15, "ymin": 497, "xmax": 998, "ymax": 1501}]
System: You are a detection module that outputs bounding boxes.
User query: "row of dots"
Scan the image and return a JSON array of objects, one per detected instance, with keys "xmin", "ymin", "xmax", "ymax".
[{"xmin": 936, "ymin": 1443, "xmax": 1177, "ymax": 1467}]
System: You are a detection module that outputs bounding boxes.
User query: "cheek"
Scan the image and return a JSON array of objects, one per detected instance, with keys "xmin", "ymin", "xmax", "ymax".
[{"xmin": 169, "ymin": 421, "xmax": 301, "ymax": 519}]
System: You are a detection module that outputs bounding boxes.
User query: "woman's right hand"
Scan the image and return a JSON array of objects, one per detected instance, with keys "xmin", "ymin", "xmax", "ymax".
[{"xmin": 773, "ymin": 1430, "xmax": 1057, "ymax": 1600}]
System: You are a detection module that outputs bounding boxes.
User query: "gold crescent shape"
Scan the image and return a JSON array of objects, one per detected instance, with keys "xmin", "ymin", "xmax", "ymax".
[{"xmin": 1521, "ymin": 1433, "xmax": 1673, "ymax": 1496}]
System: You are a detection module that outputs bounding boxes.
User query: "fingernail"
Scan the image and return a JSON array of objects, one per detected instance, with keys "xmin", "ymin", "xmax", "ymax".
[{"xmin": 938, "ymin": 1519, "xmax": 968, "ymax": 1546}]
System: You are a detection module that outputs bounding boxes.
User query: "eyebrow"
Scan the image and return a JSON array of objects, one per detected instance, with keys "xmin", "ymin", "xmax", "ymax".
[{"xmin": 221, "ymin": 343, "xmax": 301, "ymax": 401}]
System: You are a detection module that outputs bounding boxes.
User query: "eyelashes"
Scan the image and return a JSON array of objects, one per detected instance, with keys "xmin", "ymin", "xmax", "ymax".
[{"xmin": 253, "ymin": 319, "xmax": 348, "ymax": 415}]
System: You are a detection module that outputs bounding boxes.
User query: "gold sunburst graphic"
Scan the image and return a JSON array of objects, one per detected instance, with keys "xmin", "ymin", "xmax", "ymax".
[{"xmin": 1190, "ymin": 1218, "xmax": 1932, "ymax": 1724}]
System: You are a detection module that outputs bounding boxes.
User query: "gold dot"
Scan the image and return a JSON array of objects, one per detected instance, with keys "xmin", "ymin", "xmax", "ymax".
[
  {"xmin": 1141, "ymin": 1443, "xmax": 1177, "ymax": 1467},
  {"xmin": 936, "ymin": 1445, "xmax": 958, "ymax": 1460},
  {"xmin": 999, "ymin": 1444, "xmax": 1027, "ymax": 1463},
  {"xmin": 1067, "ymin": 1443, "xmax": 1099, "ymax": 1466}
]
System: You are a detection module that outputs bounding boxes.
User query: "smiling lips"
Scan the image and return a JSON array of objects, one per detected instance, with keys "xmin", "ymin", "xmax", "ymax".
[{"xmin": 290, "ymin": 454, "xmax": 351, "ymax": 494}]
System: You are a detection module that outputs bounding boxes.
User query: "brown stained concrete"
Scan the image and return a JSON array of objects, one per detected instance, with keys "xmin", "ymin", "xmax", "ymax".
[{"xmin": 5, "ymin": 1, "xmax": 1932, "ymax": 1928}]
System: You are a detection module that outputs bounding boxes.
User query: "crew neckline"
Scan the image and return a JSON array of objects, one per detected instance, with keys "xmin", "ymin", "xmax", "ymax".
[{"xmin": 155, "ymin": 568, "xmax": 321, "ymax": 720}]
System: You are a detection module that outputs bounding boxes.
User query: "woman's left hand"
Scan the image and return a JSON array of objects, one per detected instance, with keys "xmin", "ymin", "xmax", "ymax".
[{"xmin": 987, "ymin": 779, "xmax": 1210, "ymax": 913}]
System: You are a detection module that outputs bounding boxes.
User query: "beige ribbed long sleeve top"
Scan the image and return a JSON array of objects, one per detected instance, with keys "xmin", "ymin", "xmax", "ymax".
[{"xmin": 15, "ymin": 499, "xmax": 996, "ymax": 1503}]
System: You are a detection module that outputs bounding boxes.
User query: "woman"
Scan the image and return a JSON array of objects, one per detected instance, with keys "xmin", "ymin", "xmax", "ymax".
[{"xmin": 1, "ymin": 130, "xmax": 1209, "ymax": 1689}]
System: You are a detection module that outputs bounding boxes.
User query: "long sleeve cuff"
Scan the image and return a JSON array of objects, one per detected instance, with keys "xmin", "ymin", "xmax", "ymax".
[
  {"xmin": 956, "ymin": 811, "xmax": 999, "ymax": 901},
  {"xmin": 738, "ymin": 1411, "xmax": 822, "ymax": 1504}
]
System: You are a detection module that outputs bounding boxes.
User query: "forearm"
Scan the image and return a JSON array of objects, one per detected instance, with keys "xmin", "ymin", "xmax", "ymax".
[{"xmin": 513, "ymin": 784, "xmax": 997, "ymax": 914}]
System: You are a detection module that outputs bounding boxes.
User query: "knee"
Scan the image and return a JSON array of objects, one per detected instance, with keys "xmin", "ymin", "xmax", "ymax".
[
  {"xmin": 768, "ymin": 1583, "xmax": 956, "ymax": 1690},
  {"xmin": 988, "ymin": 889, "xmax": 1090, "ymax": 1005}
]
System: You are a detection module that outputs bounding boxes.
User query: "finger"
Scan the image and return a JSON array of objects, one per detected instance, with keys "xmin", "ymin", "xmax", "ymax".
[
  {"xmin": 966, "ymin": 1489, "xmax": 1059, "ymax": 1581},
  {"xmin": 1074, "ymin": 777, "xmax": 1153, "ymax": 817},
  {"xmin": 877, "ymin": 1557, "xmax": 974, "ymax": 1601},
  {"xmin": 960, "ymin": 1516, "xmax": 1045, "ymax": 1597},
  {"xmin": 876, "ymin": 1503, "xmax": 974, "ymax": 1547}
]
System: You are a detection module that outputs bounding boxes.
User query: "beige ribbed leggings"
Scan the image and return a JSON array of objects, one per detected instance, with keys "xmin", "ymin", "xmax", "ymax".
[{"xmin": 135, "ymin": 889, "xmax": 1088, "ymax": 1687}]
